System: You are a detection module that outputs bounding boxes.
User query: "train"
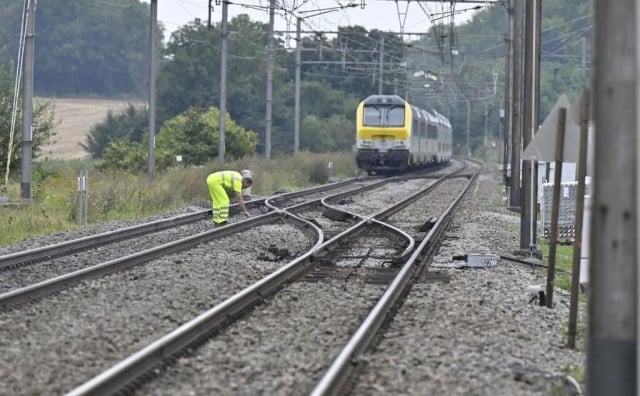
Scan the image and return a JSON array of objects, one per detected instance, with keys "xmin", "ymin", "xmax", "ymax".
[{"xmin": 355, "ymin": 94, "xmax": 452, "ymax": 174}]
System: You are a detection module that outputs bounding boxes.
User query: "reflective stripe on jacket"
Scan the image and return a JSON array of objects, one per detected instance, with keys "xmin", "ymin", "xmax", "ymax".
[{"xmin": 209, "ymin": 170, "xmax": 243, "ymax": 194}]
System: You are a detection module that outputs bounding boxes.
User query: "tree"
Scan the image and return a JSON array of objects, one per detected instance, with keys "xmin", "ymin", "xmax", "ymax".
[
  {"xmin": 0, "ymin": 63, "xmax": 57, "ymax": 175},
  {"xmin": 97, "ymin": 106, "xmax": 257, "ymax": 172},
  {"xmin": 81, "ymin": 104, "xmax": 148, "ymax": 158},
  {"xmin": 299, "ymin": 112, "xmax": 355, "ymax": 153},
  {"xmin": 0, "ymin": 0, "xmax": 155, "ymax": 97},
  {"xmin": 97, "ymin": 139, "xmax": 147, "ymax": 173},
  {"xmin": 156, "ymin": 107, "xmax": 257, "ymax": 165}
]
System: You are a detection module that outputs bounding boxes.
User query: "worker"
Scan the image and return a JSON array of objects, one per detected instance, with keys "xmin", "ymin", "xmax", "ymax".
[{"xmin": 206, "ymin": 170, "xmax": 252, "ymax": 226}]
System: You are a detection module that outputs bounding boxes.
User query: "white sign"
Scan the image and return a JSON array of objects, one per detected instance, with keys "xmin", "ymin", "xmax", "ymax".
[{"xmin": 522, "ymin": 94, "xmax": 590, "ymax": 163}]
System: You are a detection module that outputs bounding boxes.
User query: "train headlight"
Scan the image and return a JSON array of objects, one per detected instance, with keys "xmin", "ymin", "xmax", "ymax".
[
  {"xmin": 394, "ymin": 140, "xmax": 406, "ymax": 147},
  {"xmin": 361, "ymin": 140, "xmax": 372, "ymax": 146}
]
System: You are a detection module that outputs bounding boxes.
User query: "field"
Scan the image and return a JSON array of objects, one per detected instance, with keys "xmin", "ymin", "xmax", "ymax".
[{"xmin": 40, "ymin": 97, "xmax": 140, "ymax": 161}]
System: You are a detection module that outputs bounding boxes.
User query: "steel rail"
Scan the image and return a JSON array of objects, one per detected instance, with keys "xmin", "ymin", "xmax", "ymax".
[
  {"xmin": 0, "ymin": 209, "xmax": 212, "ymax": 269},
  {"xmin": 264, "ymin": 177, "xmax": 389, "ymax": 212},
  {"xmin": 310, "ymin": 162, "xmax": 481, "ymax": 395},
  {"xmin": 0, "ymin": 176, "xmax": 413, "ymax": 304},
  {"xmin": 64, "ymin": 215, "xmax": 324, "ymax": 396},
  {"xmin": 63, "ymin": 172, "xmax": 459, "ymax": 395},
  {"xmin": 0, "ymin": 178, "xmax": 360, "ymax": 269},
  {"xmin": 316, "ymin": 169, "xmax": 469, "ymax": 261},
  {"xmin": 0, "ymin": 211, "xmax": 320, "ymax": 309}
]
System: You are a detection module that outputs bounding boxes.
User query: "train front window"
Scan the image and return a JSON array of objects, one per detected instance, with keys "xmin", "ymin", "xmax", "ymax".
[
  {"xmin": 363, "ymin": 106, "xmax": 382, "ymax": 126},
  {"xmin": 386, "ymin": 107, "xmax": 405, "ymax": 126},
  {"xmin": 363, "ymin": 105, "xmax": 405, "ymax": 127}
]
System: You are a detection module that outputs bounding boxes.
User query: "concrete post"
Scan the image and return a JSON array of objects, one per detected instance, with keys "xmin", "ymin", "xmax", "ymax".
[
  {"xmin": 589, "ymin": 1, "xmax": 637, "ymax": 393},
  {"xmin": 218, "ymin": 0, "xmax": 229, "ymax": 161},
  {"xmin": 20, "ymin": 0, "xmax": 35, "ymax": 200}
]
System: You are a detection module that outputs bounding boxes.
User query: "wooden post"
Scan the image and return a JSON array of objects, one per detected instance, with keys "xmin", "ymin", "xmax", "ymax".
[
  {"xmin": 567, "ymin": 89, "xmax": 589, "ymax": 348},
  {"xmin": 545, "ymin": 107, "xmax": 566, "ymax": 308}
]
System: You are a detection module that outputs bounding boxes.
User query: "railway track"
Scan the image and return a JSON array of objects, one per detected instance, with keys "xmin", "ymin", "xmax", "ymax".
[
  {"xmin": 0, "ymin": 178, "xmax": 386, "ymax": 294},
  {"xmin": 0, "ymin": 159, "xmax": 484, "ymax": 395}
]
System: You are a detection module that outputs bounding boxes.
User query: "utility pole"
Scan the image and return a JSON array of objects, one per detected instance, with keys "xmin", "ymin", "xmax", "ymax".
[
  {"xmin": 378, "ymin": 36, "xmax": 384, "ymax": 95},
  {"xmin": 589, "ymin": 1, "xmax": 637, "ymax": 394},
  {"xmin": 147, "ymin": 0, "xmax": 157, "ymax": 179},
  {"xmin": 520, "ymin": 0, "xmax": 541, "ymax": 253},
  {"xmin": 294, "ymin": 17, "xmax": 301, "ymax": 153},
  {"xmin": 20, "ymin": 0, "xmax": 35, "ymax": 200},
  {"xmin": 508, "ymin": 0, "xmax": 523, "ymax": 209},
  {"xmin": 502, "ymin": 0, "xmax": 513, "ymax": 185},
  {"xmin": 218, "ymin": 0, "xmax": 229, "ymax": 162},
  {"xmin": 264, "ymin": 0, "xmax": 275, "ymax": 159}
]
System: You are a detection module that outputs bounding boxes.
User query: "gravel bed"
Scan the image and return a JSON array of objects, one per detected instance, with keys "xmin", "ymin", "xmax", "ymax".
[
  {"xmin": 352, "ymin": 165, "xmax": 586, "ymax": 395},
  {"xmin": 0, "ymin": 222, "xmax": 314, "ymax": 396},
  {"xmin": 0, "ymin": 162, "xmax": 586, "ymax": 395},
  {"xmin": 388, "ymin": 178, "xmax": 469, "ymax": 239},
  {"xmin": 270, "ymin": 180, "xmax": 374, "ymax": 207},
  {"xmin": 0, "ymin": 218, "xmax": 215, "ymax": 292},
  {"xmin": 336, "ymin": 178, "xmax": 435, "ymax": 217},
  {"xmin": 135, "ymin": 271, "xmax": 389, "ymax": 395},
  {"xmin": 294, "ymin": 207, "xmax": 356, "ymax": 239}
]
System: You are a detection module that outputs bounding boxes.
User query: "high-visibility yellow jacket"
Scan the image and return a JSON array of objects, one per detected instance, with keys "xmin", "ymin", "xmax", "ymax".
[{"xmin": 208, "ymin": 170, "xmax": 243, "ymax": 194}]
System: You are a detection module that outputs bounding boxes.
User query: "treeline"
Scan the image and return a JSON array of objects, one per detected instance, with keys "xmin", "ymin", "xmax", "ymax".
[{"xmin": 0, "ymin": 0, "xmax": 591, "ymax": 171}]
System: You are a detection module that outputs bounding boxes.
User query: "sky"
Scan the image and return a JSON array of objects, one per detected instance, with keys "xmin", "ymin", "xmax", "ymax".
[{"xmin": 147, "ymin": 0, "xmax": 481, "ymax": 41}]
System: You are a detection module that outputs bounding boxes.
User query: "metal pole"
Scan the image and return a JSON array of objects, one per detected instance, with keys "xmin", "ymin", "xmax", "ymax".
[
  {"xmin": 483, "ymin": 101, "xmax": 488, "ymax": 148},
  {"xmin": 502, "ymin": 0, "xmax": 513, "ymax": 185},
  {"xmin": 294, "ymin": 17, "xmax": 301, "ymax": 153},
  {"xmin": 147, "ymin": 0, "xmax": 157, "ymax": 178},
  {"xmin": 84, "ymin": 170, "xmax": 88, "ymax": 225},
  {"xmin": 521, "ymin": 0, "xmax": 541, "ymax": 252},
  {"xmin": 77, "ymin": 171, "xmax": 82, "ymax": 226},
  {"xmin": 545, "ymin": 106, "xmax": 566, "ymax": 308},
  {"xmin": 589, "ymin": 0, "xmax": 637, "ymax": 393},
  {"xmin": 466, "ymin": 99, "xmax": 471, "ymax": 158},
  {"xmin": 77, "ymin": 170, "xmax": 88, "ymax": 227},
  {"xmin": 378, "ymin": 36, "xmax": 384, "ymax": 95},
  {"xmin": 567, "ymin": 88, "xmax": 589, "ymax": 349},
  {"xmin": 264, "ymin": 0, "xmax": 275, "ymax": 159},
  {"xmin": 581, "ymin": 35, "xmax": 587, "ymax": 87},
  {"xmin": 20, "ymin": 0, "xmax": 35, "ymax": 200},
  {"xmin": 531, "ymin": 0, "xmax": 541, "ymax": 253},
  {"xmin": 218, "ymin": 0, "xmax": 229, "ymax": 161},
  {"xmin": 508, "ymin": 0, "xmax": 523, "ymax": 208}
]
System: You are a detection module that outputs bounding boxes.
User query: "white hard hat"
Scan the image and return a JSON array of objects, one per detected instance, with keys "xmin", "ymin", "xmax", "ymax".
[{"xmin": 241, "ymin": 169, "xmax": 252, "ymax": 182}]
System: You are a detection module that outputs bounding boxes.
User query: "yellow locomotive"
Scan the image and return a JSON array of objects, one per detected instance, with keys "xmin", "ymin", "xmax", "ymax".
[{"xmin": 355, "ymin": 95, "xmax": 452, "ymax": 174}]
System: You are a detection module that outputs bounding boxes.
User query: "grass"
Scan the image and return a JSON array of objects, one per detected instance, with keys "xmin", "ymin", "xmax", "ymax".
[
  {"xmin": 1, "ymin": 151, "xmax": 359, "ymax": 246},
  {"xmin": 537, "ymin": 239, "xmax": 577, "ymax": 292},
  {"xmin": 538, "ymin": 236, "xmax": 587, "ymax": 359}
]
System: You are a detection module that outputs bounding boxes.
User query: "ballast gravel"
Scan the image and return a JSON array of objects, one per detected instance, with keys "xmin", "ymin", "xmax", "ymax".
[
  {"xmin": 353, "ymin": 167, "xmax": 585, "ymax": 395},
  {"xmin": 0, "ymin": 163, "xmax": 586, "ymax": 395}
]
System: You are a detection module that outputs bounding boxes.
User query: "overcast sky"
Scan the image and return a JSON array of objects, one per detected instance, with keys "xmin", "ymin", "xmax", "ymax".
[{"xmin": 147, "ymin": 0, "xmax": 480, "ymax": 41}]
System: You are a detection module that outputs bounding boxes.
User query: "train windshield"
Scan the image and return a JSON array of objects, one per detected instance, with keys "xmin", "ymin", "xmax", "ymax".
[{"xmin": 363, "ymin": 105, "xmax": 405, "ymax": 127}]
